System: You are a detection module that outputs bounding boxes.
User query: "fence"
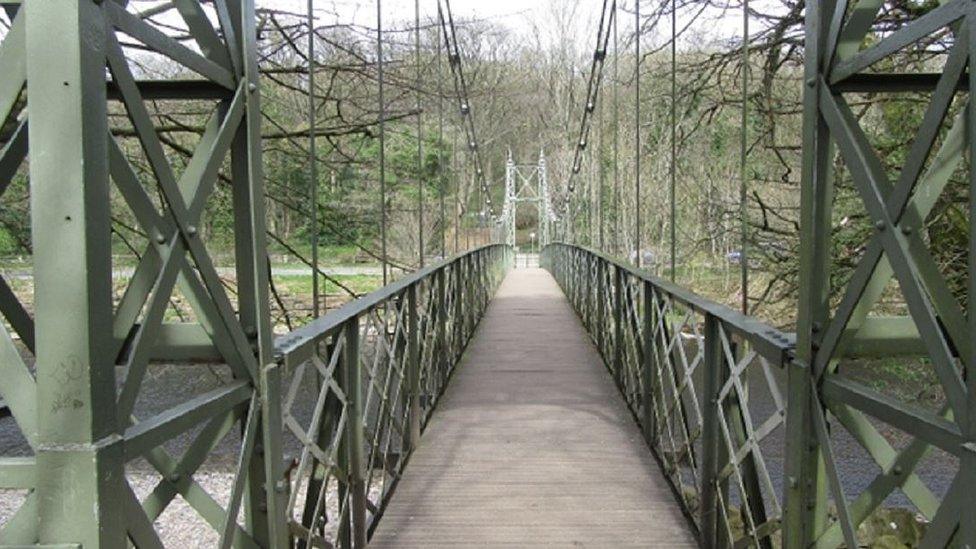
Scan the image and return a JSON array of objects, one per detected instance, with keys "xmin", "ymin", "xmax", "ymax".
[
  {"xmin": 271, "ymin": 244, "xmax": 512, "ymax": 547},
  {"xmin": 543, "ymin": 242, "xmax": 794, "ymax": 548}
]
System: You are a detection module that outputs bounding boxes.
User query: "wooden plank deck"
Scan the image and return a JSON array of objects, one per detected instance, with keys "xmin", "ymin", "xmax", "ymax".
[{"xmin": 370, "ymin": 268, "xmax": 698, "ymax": 548}]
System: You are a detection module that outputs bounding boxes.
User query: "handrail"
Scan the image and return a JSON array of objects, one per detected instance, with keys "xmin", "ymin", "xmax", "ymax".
[
  {"xmin": 542, "ymin": 242, "xmax": 793, "ymax": 547},
  {"xmin": 269, "ymin": 242, "xmax": 513, "ymax": 546},
  {"xmin": 275, "ymin": 243, "xmax": 512, "ymax": 366},
  {"xmin": 543, "ymin": 242, "xmax": 795, "ymax": 363}
]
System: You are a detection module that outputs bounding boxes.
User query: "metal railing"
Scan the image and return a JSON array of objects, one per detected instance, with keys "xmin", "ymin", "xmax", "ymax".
[
  {"xmin": 270, "ymin": 244, "xmax": 512, "ymax": 547},
  {"xmin": 543, "ymin": 243, "xmax": 793, "ymax": 548}
]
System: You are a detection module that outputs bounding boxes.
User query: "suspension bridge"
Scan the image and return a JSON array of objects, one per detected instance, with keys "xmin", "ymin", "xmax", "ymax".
[{"xmin": 0, "ymin": 0, "xmax": 972, "ymax": 548}]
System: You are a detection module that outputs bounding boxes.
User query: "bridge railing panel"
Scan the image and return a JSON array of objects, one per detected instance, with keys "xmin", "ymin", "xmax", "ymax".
[
  {"xmin": 274, "ymin": 243, "xmax": 512, "ymax": 547},
  {"xmin": 543, "ymin": 243, "xmax": 793, "ymax": 548}
]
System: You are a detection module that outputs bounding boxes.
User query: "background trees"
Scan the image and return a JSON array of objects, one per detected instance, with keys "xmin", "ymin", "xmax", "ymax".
[{"xmin": 0, "ymin": 0, "xmax": 958, "ymax": 329}]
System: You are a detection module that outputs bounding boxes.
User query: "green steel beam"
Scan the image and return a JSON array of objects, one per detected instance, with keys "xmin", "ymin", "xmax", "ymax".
[{"xmin": 27, "ymin": 0, "xmax": 125, "ymax": 545}]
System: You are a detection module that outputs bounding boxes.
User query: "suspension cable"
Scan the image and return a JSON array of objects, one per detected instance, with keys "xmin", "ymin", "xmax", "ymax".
[
  {"xmin": 307, "ymin": 0, "xmax": 320, "ymax": 316},
  {"xmin": 634, "ymin": 0, "xmax": 641, "ymax": 268},
  {"xmin": 415, "ymin": 0, "xmax": 425, "ymax": 267},
  {"xmin": 670, "ymin": 0, "xmax": 676, "ymax": 280},
  {"xmin": 454, "ymin": 128, "xmax": 460, "ymax": 252},
  {"xmin": 377, "ymin": 0, "xmax": 388, "ymax": 284},
  {"xmin": 438, "ymin": 15, "xmax": 446, "ymax": 258},
  {"xmin": 613, "ymin": 5, "xmax": 620, "ymax": 256},
  {"xmin": 437, "ymin": 0, "xmax": 494, "ymax": 216},
  {"xmin": 562, "ymin": 0, "xmax": 617, "ymax": 214},
  {"xmin": 739, "ymin": 0, "xmax": 749, "ymax": 314},
  {"xmin": 597, "ymin": 93, "xmax": 604, "ymax": 249}
]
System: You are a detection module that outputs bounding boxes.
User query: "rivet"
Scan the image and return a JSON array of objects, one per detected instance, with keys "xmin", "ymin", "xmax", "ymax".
[
  {"xmin": 245, "ymin": 326, "xmax": 258, "ymax": 338},
  {"xmin": 892, "ymin": 465, "xmax": 903, "ymax": 475},
  {"xmin": 249, "ymin": 82, "xmax": 258, "ymax": 93},
  {"xmin": 875, "ymin": 220, "xmax": 886, "ymax": 231},
  {"xmin": 168, "ymin": 473, "xmax": 180, "ymax": 483},
  {"xmin": 901, "ymin": 225, "xmax": 912, "ymax": 235},
  {"xmin": 788, "ymin": 476, "xmax": 798, "ymax": 489},
  {"xmin": 275, "ymin": 480, "xmax": 288, "ymax": 493},
  {"xmin": 812, "ymin": 322, "xmax": 822, "ymax": 333},
  {"xmin": 155, "ymin": 232, "xmax": 167, "ymax": 244},
  {"xmin": 186, "ymin": 225, "xmax": 198, "ymax": 237},
  {"xmin": 806, "ymin": 77, "xmax": 816, "ymax": 88}
]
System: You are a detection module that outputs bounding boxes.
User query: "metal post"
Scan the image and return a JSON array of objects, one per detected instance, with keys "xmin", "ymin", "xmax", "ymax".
[
  {"xmin": 967, "ymin": 12, "xmax": 976, "ymax": 546},
  {"xmin": 641, "ymin": 279, "xmax": 656, "ymax": 442},
  {"xmin": 343, "ymin": 318, "xmax": 367, "ymax": 547},
  {"xmin": 28, "ymin": 2, "xmax": 125, "ymax": 544},
  {"xmin": 234, "ymin": 1, "xmax": 277, "ymax": 538},
  {"xmin": 784, "ymin": 0, "xmax": 833, "ymax": 544},
  {"xmin": 597, "ymin": 259, "xmax": 607, "ymax": 356},
  {"xmin": 436, "ymin": 268, "xmax": 447, "ymax": 378},
  {"xmin": 540, "ymin": 152, "xmax": 550, "ymax": 246},
  {"xmin": 613, "ymin": 265, "xmax": 624, "ymax": 385},
  {"xmin": 260, "ymin": 363, "xmax": 288, "ymax": 546},
  {"xmin": 453, "ymin": 256, "xmax": 464, "ymax": 356},
  {"xmin": 406, "ymin": 285, "xmax": 421, "ymax": 449},
  {"xmin": 505, "ymin": 152, "xmax": 516, "ymax": 247},
  {"xmin": 699, "ymin": 313, "xmax": 725, "ymax": 548}
]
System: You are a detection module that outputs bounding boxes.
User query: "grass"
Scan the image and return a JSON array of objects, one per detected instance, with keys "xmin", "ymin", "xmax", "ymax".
[
  {"xmin": 272, "ymin": 273, "xmax": 383, "ymax": 297},
  {"xmin": 268, "ymin": 244, "xmax": 370, "ymax": 266},
  {"xmin": 0, "ymin": 244, "xmax": 376, "ymax": 271},
  {"xmin": 844, "ymin": 356, "xmax": 944, "ymax": 406}
]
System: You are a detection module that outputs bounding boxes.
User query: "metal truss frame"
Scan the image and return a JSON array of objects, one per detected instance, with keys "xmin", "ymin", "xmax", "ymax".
[
  {"xmin": 499, "ymin": 151, "xmax": 554, "ymax": 249},
  {"xmin": 791, "ymin": 0, "xmax": 976, "ymax": 547}
]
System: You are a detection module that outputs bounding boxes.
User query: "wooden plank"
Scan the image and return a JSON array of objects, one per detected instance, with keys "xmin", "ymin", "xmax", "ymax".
[{"xmin": 371, "ymin": 269, "xmax": 697, "ymax": 547}]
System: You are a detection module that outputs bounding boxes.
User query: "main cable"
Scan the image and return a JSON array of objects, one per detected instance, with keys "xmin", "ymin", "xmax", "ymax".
[
  {"xmin": 561, "ymin": 0, "xmax": 617, "ymax": 215},
  {"xmin": 437, "ymin": 0, "xmax": 494, "ymax": 216}
]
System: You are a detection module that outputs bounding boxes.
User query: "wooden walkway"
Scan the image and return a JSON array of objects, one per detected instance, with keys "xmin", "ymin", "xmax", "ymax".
[{"xmin": 371, "ymin": 269, "xmax": 697, "ymax": 547}]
